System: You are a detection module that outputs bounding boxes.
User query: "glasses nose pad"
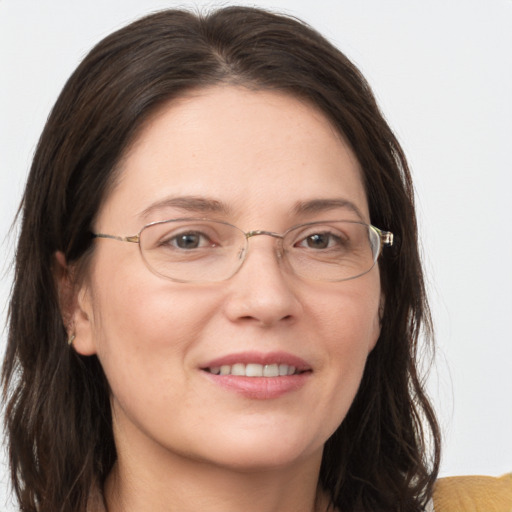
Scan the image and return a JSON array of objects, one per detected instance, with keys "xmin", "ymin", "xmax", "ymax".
[{"xmin": 237, "ymin": 246, "xmax": 246, "ymax": 260}]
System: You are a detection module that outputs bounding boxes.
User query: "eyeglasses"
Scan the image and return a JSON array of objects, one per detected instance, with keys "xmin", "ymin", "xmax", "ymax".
[{"xmin": 93, "ymin": 218, "xmax": 393, "ymax": 283}]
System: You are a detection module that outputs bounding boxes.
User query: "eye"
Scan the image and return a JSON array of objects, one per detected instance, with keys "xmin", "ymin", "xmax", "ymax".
[
  {"xmin": 164, "ymin": 231, "xmax": 216, "ymax": 250},
  {"xmin": 296, "ymin": 232, "xmax": 345, "ymax": 250}
]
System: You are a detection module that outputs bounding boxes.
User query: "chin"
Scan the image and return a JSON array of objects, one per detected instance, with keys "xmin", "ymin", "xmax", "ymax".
[{"xmin": 184, "ymin": 425, "xmax": 326, "ymax": 472}]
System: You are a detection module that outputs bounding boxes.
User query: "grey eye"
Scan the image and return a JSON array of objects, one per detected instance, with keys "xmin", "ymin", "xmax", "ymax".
[
  {"xmin": 298, "ymin": 232, "xmax": 343, "ymax": 250},
  {"xmin": 165, "ymin": 231, "xmax": 214, "ymax": 249},
  {"xmin": 305, "ymin": 233, "xmax": 330, "ymax": 249},
  {"xmin": 174, "ymin": 233, "xmax": 201, "ymax": 249}
]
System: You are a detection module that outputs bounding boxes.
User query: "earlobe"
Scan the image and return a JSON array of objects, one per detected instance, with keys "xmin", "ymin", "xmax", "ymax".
[
  {"xmin": 72, "ymin": 287, "xmax": 98, "ymax": 356},
  {"xmin": 54, "ymin": 251, "xmax": 97, "ymax": 356}
]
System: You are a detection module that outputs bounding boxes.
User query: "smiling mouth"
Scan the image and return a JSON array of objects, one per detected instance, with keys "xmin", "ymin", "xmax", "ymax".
[{"xmin": 204, "ymin": 363, "xmax": 308, "ymax": 377}]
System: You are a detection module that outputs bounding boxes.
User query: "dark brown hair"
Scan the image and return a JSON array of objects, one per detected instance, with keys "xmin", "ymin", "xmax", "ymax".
[{"xmin": 3, "ymin": 6, "xmax": 440, "ymax": 512}]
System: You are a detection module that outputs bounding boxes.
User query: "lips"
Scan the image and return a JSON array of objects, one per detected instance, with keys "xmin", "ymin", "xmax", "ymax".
[{"xmin": 200, "ymin": 351, "xmax": 312, "ymax": 399}]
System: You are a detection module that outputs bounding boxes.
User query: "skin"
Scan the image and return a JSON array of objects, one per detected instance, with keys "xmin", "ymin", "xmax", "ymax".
[{"xmin": 67, "ymin": 86, "xmax": 382, "ymax": 512}]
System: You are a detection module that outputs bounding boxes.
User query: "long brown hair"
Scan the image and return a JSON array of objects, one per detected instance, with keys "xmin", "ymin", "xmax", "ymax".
[{"xmin": 3, "ymin": 7, "xmax": 440, "ymax": 511}]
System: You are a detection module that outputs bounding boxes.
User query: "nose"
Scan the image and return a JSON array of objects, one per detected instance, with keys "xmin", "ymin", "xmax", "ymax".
[{"xmin": 222, "ymin": 235, "xmax": 302, "ymax": 327}]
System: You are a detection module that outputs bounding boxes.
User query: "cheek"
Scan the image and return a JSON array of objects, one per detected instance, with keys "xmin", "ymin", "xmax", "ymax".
[
  {"xmin": 324, "ymin": 296, "xmax": 379, "ymax": 386},
  {"xmin": 311, "ymin": 275, "xmax": 381, "ymax": 352},
  {"xmin": 88, "ymin": 281, "xmax": 225, "ymax": 445},
  {"xmin": 306, "ymin": 278, "xmax": 381, "ymax": 429},
  {"xmin": 86, "ymin": 253, "xmax": 218, "ymax": 394}
]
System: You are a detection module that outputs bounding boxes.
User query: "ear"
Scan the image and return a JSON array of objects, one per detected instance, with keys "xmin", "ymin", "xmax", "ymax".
[{"xmin": 54, "ymin": 251, "xmax": 97, "ymax": 356}]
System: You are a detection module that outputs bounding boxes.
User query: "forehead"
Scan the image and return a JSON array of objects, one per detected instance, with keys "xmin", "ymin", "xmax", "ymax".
[{"xmin": 97, "ymin": 86, "xmax": 369, "ymax": 231}]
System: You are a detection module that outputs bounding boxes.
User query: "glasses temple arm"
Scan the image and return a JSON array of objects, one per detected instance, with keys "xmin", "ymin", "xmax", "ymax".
[{"xmin": 92, "ymin": 233, "xmax": 140, "ymax": 243}]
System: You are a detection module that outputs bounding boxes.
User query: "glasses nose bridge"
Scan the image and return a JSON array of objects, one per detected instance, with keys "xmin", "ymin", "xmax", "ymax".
[
  {"xmin": 245, "ymin": 229, "xmax": 284, "ymax": 241},
  {"xmin": 242, "ymin": 229, "xmax": 285, "ymax": 261}
]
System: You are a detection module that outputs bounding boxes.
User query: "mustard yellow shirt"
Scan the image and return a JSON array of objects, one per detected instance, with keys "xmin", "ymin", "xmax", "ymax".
[
  {"xmin": 87, "ymin": 473, "xmax": 512, "ymax": 511},
  {"xmin": 433, "ymin": 473, "xmax": 512, "ymax": 512}
]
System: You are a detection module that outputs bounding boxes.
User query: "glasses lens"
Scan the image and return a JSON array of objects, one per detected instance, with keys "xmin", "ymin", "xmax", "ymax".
[
  {"xmin": 138, "ymin": 219, "xmax": 382, "ymax": 283},
  {"xmin": 284, "ymin": 221, "xmax": 380, "ymax": 281},
  {"xmin": 139, "ymin": 219, "xmax": 246, "ymax": 282}
]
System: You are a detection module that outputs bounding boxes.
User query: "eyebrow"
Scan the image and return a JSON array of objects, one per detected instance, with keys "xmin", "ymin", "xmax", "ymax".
[
  {"xmin": 140, "ymin": 195, "xmax": 231, "ymax": 219},
  {"xmin": 140, "ymin": 195, "xmax": 365, "ymax": 222},
  {"xmin": 293, "ymin": 198, "xmax": 365, "ymax": 221}
]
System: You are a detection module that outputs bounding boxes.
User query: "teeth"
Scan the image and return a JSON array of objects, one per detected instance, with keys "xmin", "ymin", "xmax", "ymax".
[
  {"xmin": 246, "ymin": 363, "xmax": 263, "ymax": 377},
  {"xmin": 207, "ymin": 363, "xmax": 299, "ymax": 377},
  {"xmin": 231, "ymin": 363, "xmax": 245, "ymax": 376},
  {"xmin": 263, "ymin": 364, "xmax": 278, "ymax": 377}
]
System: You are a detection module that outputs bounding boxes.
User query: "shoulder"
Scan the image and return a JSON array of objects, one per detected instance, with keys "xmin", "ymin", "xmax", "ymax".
[{"xmin": 433, "ymin": 473, "xmax": 512, "ymax": 512}]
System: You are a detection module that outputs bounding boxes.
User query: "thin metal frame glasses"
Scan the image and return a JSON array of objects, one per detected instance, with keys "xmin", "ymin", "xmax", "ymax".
[{"xmin": 93, "ymin": 218, "xmax": 393, "ymax": 283}]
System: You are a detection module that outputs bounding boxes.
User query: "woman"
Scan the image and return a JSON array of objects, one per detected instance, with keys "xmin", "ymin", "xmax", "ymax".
[{"xmin": 2, "ymin": 7, "xmax": 440, "ymax": 512}]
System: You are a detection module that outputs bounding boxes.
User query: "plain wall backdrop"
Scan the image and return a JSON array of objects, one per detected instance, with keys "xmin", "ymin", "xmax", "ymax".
[{"xmin": 1, "ymin": 0, "xmax": 511, "ymax": 508}]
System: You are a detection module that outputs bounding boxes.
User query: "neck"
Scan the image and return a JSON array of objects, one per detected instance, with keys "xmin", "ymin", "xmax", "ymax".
[{"xmin": 103, "ymin": 447, "xmax": 330, "ymax": 512}]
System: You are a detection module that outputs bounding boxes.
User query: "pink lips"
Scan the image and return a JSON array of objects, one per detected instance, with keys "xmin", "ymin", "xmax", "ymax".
[{"xmin": 201, "ymin": 351, "xmax": 312, "ymax": 400}]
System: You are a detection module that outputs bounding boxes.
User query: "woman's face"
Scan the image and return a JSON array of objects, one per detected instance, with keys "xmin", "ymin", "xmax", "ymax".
[{"xmin": 73, "ymin": 86, "xmax": 382, "ymax": 472}]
